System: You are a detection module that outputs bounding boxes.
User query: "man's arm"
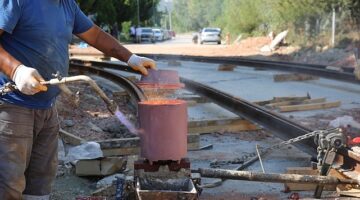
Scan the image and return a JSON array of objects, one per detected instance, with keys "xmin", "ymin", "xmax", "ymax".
[
  {"xmin": 0, "ymin": 29, "xmax": 47, "ymax": 95},
  {"xmin": 77, "ymin": 25, "xmax": 132, "ymax": 62},
  {"xmin": 77, "ymin": 25, "xmax": 156, "ymax": 75}
]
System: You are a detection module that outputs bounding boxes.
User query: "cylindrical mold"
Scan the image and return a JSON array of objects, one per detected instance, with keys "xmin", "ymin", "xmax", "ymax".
[{"xmin": 138, "ymin": 99, "xmax": 187, "ymax": 163}]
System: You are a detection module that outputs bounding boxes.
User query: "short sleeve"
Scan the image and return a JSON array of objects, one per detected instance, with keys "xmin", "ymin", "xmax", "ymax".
[
  {"xmin": 72, "ymin": 2, "xmax": 93, "ymax": 34},
  {"xmin": 0, "ymin": 0, "xmax": 21, "ymax": 34}
]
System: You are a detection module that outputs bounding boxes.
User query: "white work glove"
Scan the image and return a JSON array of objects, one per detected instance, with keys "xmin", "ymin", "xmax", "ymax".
[
  {"xmin": 12, "ymin": 65, "xmax": 48, "ymax": 95},
  {"xmin": 127, "ymin": 54, "xmax": 156, "ymax": 75}
]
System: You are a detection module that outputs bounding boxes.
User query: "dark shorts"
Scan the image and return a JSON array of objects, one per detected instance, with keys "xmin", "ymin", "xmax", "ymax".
[{"xmin": 0, "ymin": 100, "xmax": 59, "ymax": 200}]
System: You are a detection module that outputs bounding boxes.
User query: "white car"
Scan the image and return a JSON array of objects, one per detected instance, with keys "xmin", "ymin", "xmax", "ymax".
[
  {"xmin": 200, "ymin": 28, "xmax": 221, "ymax": 44},
  {"xmin": 152, "ymin": 28, "xmax": 164, "ymax": 41},
  {"xmin": 140, "ymin": 28, "xmax": 155, "ymax": 43}
]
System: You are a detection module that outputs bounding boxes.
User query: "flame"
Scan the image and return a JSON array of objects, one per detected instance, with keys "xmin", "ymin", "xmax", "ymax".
[{"xmin": 114, "ymin": 107, "xmax": 138, "ymax": 135}]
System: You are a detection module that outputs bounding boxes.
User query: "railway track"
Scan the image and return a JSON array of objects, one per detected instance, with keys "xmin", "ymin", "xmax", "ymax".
[{"xmin": 69, "ymin": 57, "xmax": 360, "ymax": 171}]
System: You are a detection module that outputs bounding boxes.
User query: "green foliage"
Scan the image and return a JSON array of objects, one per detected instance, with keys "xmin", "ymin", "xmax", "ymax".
[
  {"xmin": 172, "ymin": 0, "xmax": 223, "ymax": 32},
  {"xmin": 172, "ymin": 0, "xmax": 360, "ymax": 44},
  {"xmin": 76, "ymin": 0, "xmax": 160, "ymax": 30}
]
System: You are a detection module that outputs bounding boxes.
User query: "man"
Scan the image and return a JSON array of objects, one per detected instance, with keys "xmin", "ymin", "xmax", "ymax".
[
  {"xmin": 0, "ymin": 0, "xmax": 156, "ymax": 199},
  {"xmin": 130, "ymin": 25, "xmax": 136, "ymax": 43},
  {"xmin": 136, "ymin": 26, "xmax": 142, "ymax": 43}
]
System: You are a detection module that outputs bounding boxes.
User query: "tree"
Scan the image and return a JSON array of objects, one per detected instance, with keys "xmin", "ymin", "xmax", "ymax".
[
  {"xmin": 172, "ymin": 0, "xmax": 224, "ymax": 32},
  {"xmin": 76, "ymin": 0, "xmax": 160, "ymax": 31}
]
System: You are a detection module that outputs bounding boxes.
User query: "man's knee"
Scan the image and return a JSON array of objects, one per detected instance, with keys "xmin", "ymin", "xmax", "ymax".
[
  {"xmin": 0, "ymin": 137, "xmax": 29, "ymax": 200},
  {"xmin": 0, "ymin": 185, "xmax": 23, "ymax": 200}
]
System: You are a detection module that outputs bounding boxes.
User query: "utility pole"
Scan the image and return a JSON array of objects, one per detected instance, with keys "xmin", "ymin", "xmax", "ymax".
[
  {"xmin": 137, "ymin": 0, "xmax": 140, "ymax": 26},
  {"xmin": 331, "ymin": 7, "xmax": 336, "ymax": 47},
  {"xmin": 164, "ymin": 0, "xmax": 172, "ymax": 30},
  {"xmin": 168, "ymin": 8, "xmax": 172, "ymax": 30}
]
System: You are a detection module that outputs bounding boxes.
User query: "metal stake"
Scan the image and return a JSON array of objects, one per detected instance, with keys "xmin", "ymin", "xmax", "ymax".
[{"xmin": 256, "ymin": 144, "xmax": 265, "ymax": 173}]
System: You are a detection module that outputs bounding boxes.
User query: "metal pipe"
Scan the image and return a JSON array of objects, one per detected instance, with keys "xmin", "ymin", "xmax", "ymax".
[
  {"xmin": 41, "ymin": 75, "xmax": 116, "ymax": 114},
  {"xmin": 197, "ymin": 168, "xmax": 359, "ymax": 185}
]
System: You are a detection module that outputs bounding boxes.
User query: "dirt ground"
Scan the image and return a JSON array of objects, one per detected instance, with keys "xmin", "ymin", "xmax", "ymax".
[{"xmin": 57, "ymin": 81, "xmax": 136, "ymax": 141}]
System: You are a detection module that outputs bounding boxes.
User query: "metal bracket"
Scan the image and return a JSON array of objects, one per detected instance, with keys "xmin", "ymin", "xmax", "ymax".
[{"xmin": 314, "ymin": 128, "xmax": 346, "ymax": 198}]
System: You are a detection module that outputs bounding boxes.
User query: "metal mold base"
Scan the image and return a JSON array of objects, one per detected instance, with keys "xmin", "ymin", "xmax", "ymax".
[{"xmin": 136, "ymin": 178, "xmax": 198, "ymax": 200}]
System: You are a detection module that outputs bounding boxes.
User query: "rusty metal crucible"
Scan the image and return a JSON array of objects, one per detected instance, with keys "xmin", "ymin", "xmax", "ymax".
[{"xmin": 138, "ymin": 99, "xmax": 188, "ymax": 163}]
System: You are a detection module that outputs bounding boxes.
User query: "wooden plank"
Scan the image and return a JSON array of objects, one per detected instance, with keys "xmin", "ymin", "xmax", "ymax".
[
  {"xmin": 188, "ymin": 118, "xmax": 259, "ymax": 134},
  {"xmin": 97, "ymin": 134, "xmax": 199, "ymax": 149},
  {"xmin": 218, "ymin": 64, "xmax": 236, "ymax": 71},
  {"xmin": 265, "ymin": 98, "xmax": 326, "ymax": 109},
  {"xmin": 188, "ymin": 118, "xmax": 241, "ymax": 127},
  {"xmin": 279, "ymin": 101, "xmax": 341, "ymax": 112},
  {"xmin": 102, "ymin": 147, "xmax": 139, "ymax": 156},
  {"xmin": 284, "ymin": 167, "xmax": 342, "ymax": 191},
  {"xmin": 274, "ymin": 73, "xmax": 319, "ymax": 82},
  {"xmin": 337, "ymin": 188, "xmax": 360, "ymax": 197},
  {"xmin": 253, "ymin": 95, "xmax": 310, "ymax": 106},
  {"xmin": 59, "ymin": 129, "xmax": 86, "ymax": 145},
  {"xmin": 102, "ymin": 142, "xmax": 199, "ymax": 156}
]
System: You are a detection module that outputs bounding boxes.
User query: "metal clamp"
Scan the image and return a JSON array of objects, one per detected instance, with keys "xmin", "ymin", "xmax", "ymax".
[{"xmin": 313, "ymin": 128, "xmax": 346, "ymax": 198}]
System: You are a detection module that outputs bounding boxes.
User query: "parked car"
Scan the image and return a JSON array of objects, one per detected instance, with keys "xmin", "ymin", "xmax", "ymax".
[
  {"xmin": 152, "ymin": 28, "xmax": 164, "ymax": 41},
  {"xmin": 200, "ymin": 28, "xmax": 221, "ymax": 44},
  {"xmin": 140, "ymin": 28, "xmax": 155, "ymax": 43}
]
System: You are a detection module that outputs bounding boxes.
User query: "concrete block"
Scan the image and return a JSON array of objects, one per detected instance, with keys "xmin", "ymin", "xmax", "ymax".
[{"xmin": 75, "ymin": 157, "xmax": 127, "ymax": 176}]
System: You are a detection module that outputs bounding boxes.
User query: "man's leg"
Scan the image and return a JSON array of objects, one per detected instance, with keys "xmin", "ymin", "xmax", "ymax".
[
  {"xmin": 23, "ymin": 106, "xmax": 59, "ymax": 199},
  {"xmin": 0, "ymin": 101, "xmax": 34, "ymax": 200}
]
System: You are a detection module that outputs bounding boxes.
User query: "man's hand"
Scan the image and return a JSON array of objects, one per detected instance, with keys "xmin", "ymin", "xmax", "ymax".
[
  {"xmin": 12, "ymin": 65, "xmax": 47, "ymax": 95},
  {"xmin": 127, "ymin": 54, "xmax": 156, "ymax": 75}
]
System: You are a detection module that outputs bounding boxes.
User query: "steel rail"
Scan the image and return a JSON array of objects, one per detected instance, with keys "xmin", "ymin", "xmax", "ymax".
[
  {"xmin": 71, "ymin": 53, "xmax": 360, "ymax": 84},
  {"xmin": 137, "ymin": 54, "xmax": 360, "ymax": 85},
  {"xmin": 180, "ymin": 77, "xmax": 316, "ymax": 156}
]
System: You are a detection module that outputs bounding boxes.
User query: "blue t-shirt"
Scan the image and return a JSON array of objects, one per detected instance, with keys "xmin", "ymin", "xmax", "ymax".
[{"xmin": 0, "ymin": 0, "xmax": 93, "ymax": 109}]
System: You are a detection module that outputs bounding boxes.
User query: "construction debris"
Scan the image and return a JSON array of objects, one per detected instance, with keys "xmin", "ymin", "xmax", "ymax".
[
  {"xmin": 65, "ymin": 142, "xmax": 103, "ymax": 163},
  {"xmin": 273, "ymin": 73, "xmax": 319, "ymax": 82},
  {"xmin": 256, "ymin": 95, "xmax": 341, "ymax": 112},
  {"xmin": 329, "ymin": 115, "xmax": 360, "ymax": 129},
  {"xmin": 260, "ymin": 30, "xmax": 288, "ymax": 52}
]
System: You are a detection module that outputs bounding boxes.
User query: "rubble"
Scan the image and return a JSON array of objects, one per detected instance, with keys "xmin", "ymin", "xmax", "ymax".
[{"xmin": 65, "ymin": 142, "xmax": 103, "ymax": 163}]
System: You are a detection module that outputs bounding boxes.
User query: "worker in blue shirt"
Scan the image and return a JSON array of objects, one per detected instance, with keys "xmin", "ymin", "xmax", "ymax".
[{"xmin": 0, "ymin": 0, "xmax": 156, "ymax": 199}]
